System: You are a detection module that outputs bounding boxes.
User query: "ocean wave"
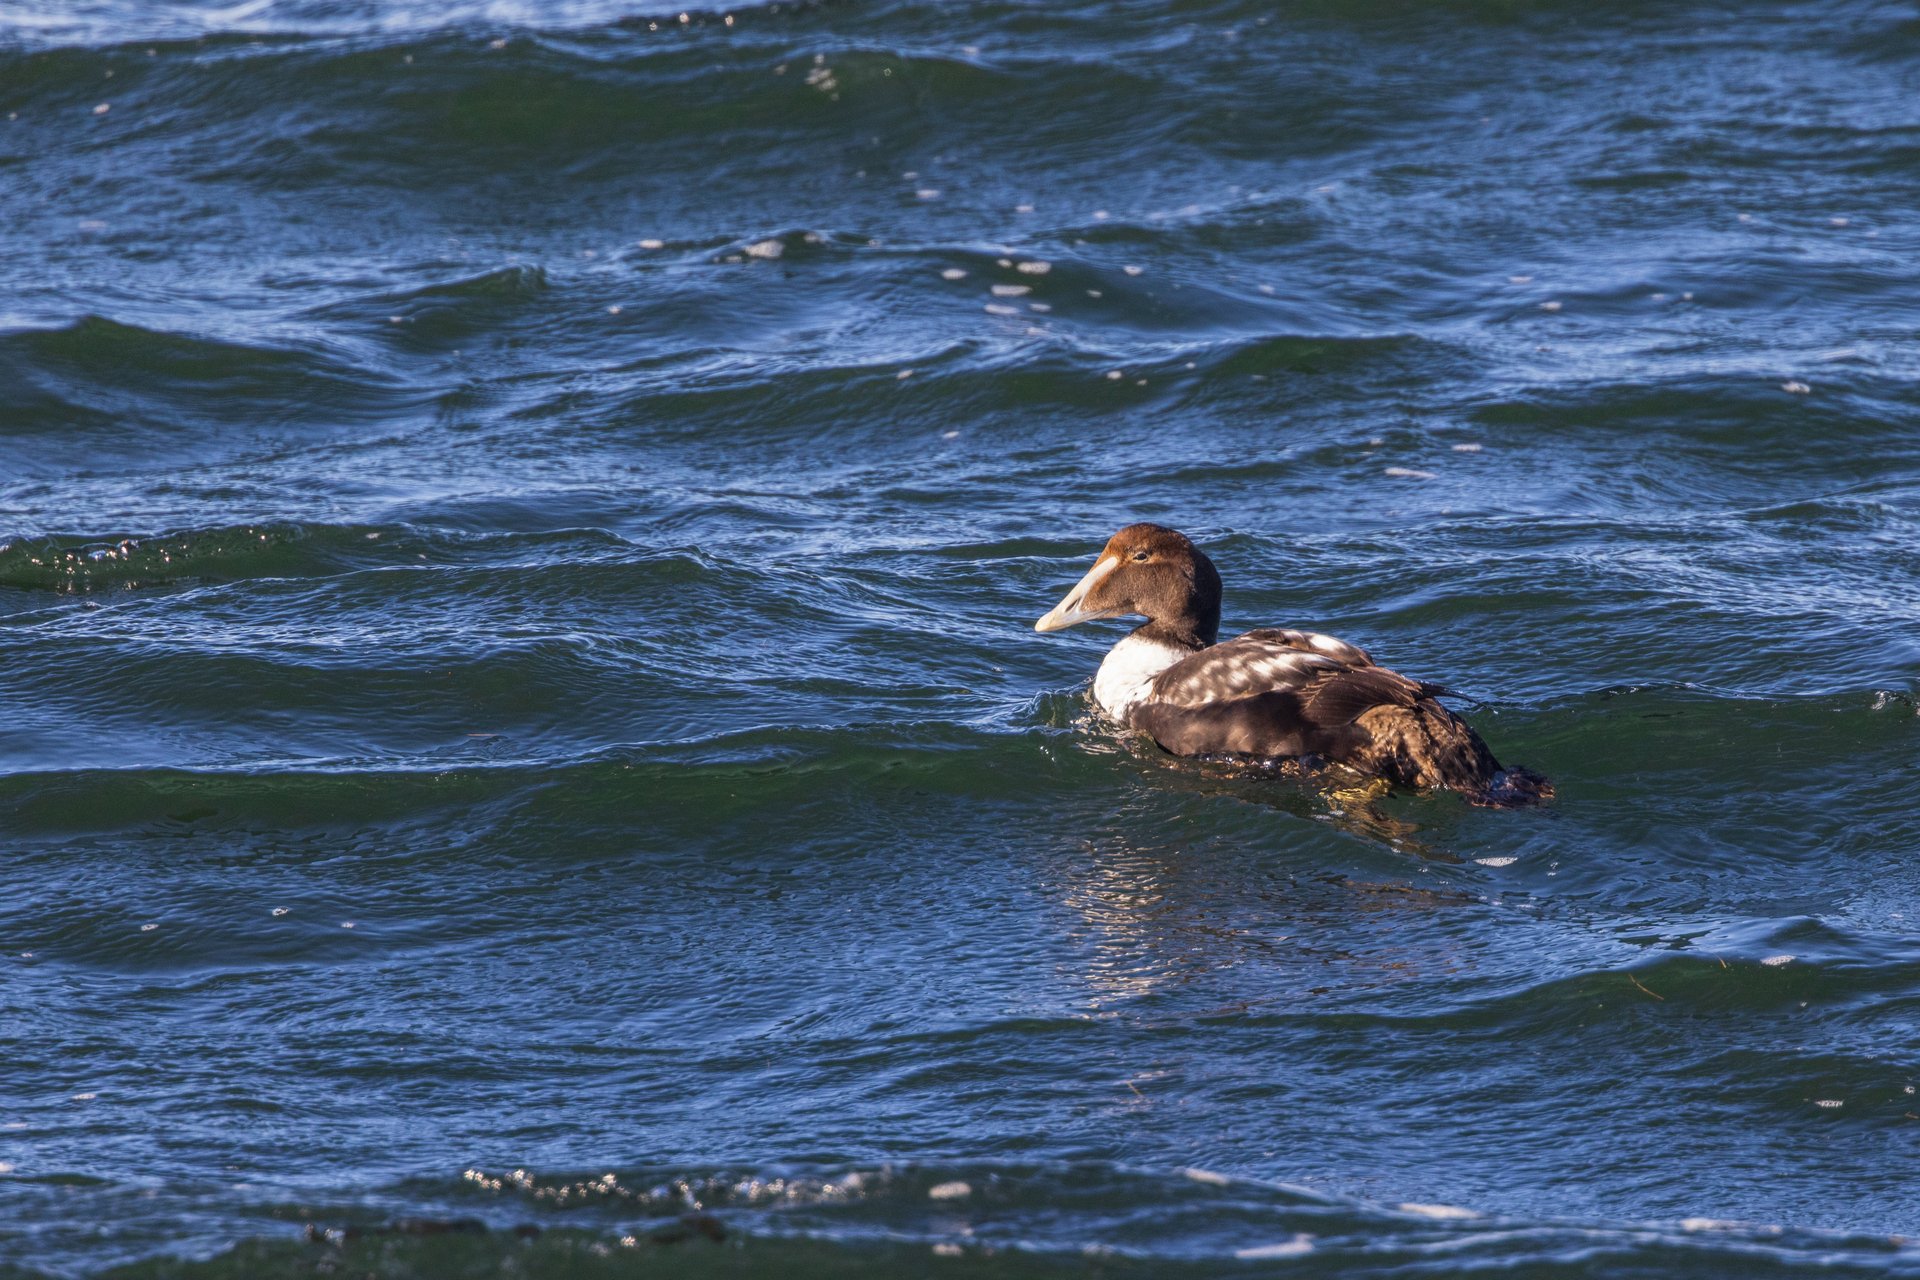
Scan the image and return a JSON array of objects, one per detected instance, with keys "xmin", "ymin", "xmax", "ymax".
[{"xmin": 41, "ymin": 1158, "xmax": 1909, "ymax": 1279}]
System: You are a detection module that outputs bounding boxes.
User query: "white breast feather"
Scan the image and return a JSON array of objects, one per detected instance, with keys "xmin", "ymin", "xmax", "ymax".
[{"xmin": 1092, "ymin": 634, "xmax": 1190, "ymax": 720}]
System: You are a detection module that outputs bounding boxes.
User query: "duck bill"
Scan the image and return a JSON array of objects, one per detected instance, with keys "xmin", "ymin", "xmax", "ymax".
[{"xmin": 1035, "ymin": 555, "xmax": 1122, "ymax": 632}]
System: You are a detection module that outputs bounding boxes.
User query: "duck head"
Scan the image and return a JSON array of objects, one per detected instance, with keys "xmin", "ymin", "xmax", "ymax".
[{"xmin": 1034, "ymin": 523, "xmax": 1222, "ymax": 648}]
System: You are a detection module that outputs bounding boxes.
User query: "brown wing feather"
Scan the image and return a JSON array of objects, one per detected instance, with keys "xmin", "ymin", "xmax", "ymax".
[
  {"xmin": 1129, "ymin": 630, "xmax": 1502, "ymax": 792},
  {"xmin": 1237, "ymin": 628, "xmax": 1376, "ymax": 666},
  {"xmin": 1146, "ymin": 638, "xmax": 1339, "ymax": 708}
]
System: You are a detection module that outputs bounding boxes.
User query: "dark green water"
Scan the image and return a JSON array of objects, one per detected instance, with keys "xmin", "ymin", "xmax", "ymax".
[{"xmin": 4, "ymin": 0, "xmax": 1920, "ymax": 1275}]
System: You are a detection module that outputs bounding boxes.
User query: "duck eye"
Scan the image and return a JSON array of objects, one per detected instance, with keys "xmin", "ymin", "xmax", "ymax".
[{"xmin": 1131, "ymin": 551, "xmax": 1150, "ymax": 562}]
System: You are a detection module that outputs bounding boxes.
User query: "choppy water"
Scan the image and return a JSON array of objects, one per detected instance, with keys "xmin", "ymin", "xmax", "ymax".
[{"xmin": 5, "ymin": 0, "xmax": 1920, "ymax": 1275}]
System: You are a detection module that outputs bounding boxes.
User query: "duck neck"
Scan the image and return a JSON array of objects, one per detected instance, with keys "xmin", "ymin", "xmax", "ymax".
[
  {"xmin": 1135, "ymin": 548, "xmax": 1222, "ymax": 651},
  {"xmin": 1135, "ymin": 615, "xmax": 1215, "ymax": 652}
]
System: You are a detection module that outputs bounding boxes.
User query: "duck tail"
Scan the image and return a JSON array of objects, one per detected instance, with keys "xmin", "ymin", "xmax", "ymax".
[
  {"xmin": 1471, "ymin": 765, "xmax": 1555, "ymax": 809},
  {"xmin": 1354, "ymin": 700, "xmax": 1553, "ymax": 807}
]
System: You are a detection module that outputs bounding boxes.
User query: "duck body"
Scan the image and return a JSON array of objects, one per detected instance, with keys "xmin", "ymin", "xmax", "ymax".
[{"xmin": 1037, "ymin": 524, "xmax": 1549, "ymax": 804}]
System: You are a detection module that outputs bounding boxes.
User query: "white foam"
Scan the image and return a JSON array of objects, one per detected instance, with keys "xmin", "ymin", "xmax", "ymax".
[
  {"xmin": 990, "ymin": 283, "xmax": 1030, "ymax": 297},
  {"xmin": 928, "ymin": 1180, "xmax": 971, "ymax": 1200},
  {"xmin": 1385, "ymin": 467, "xmax": 1437, "ymax": 479},
  {"xmin": 745, "ymin": 239, "xmax": 784, "ymax": 260},
  {"xmin": 1398, "ymin": 1202, "xmax": 1477, "ymax": 1220},
  {"xmin": 1761, "ymin": 954, "xmax": 1793, "ymax": 967},
  {"xmin": 1781, "ymin": 380, "xmax": 1810, "ymax": 394},
  {"xmin": 1181, "ymin": 1167, "xmax": 1231, "ymax": 1186},
  {"xmin": 941, "ymin": 268, "xmax": 968, "ymax": 280},
  {"xmin": 1474, "ymin": 856, "xmax": 1517, "ymax": 867},
  {"xmin": 1234, "ymin": 1235, "xmax": 1314, "ymax": 1259},
  {"xmin": 1016, "ymin": 260, "xmax": 1051, "ymax": 274},
  {"xmin": 637, "ymin": 238, "xmax": 664, "ymax": 250}
]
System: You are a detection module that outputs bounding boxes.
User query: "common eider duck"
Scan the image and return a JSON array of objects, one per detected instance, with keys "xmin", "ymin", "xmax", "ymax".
[{"xmin": 1035, "ymin": 524, "xmax": 1550, "ymax": 805}]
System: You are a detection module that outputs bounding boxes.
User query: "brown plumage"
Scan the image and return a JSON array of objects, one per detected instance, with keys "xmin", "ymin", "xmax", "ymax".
[{"xmin": 1034, "ymin": 524, "xmax": 1549, "ymax": 805}]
